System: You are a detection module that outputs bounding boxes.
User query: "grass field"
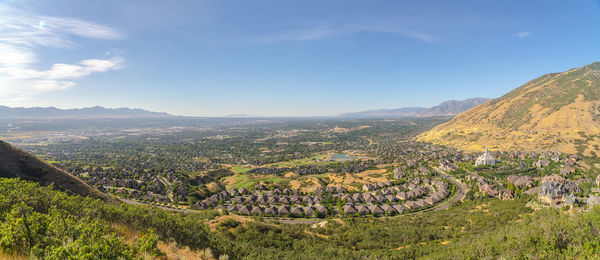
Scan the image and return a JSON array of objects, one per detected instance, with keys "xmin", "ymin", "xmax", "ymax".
[
  {"xmin": 264, "ymin": 153, "xmax": 332, "ymax": 167},
  {"xmin": 231, "ymin": 165, "xmax": 251, "ymax": 173},
  {"xmin": 226, "ymin": 174, "xmax": 285, "ymax": 189},
  {"xmin": 44, "ymin": 160, "xmax": 60, "ymax": 164}
]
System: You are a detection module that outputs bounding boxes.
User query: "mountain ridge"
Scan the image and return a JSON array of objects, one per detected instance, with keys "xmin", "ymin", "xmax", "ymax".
[
  {"xmin": 418, "ymin": 62, "xmax": 600, "ymax": 155},
  {"xmin": 0, "ymin": 105, "xmax": 175, "ymax": 120},
  {"xmin": 340, "ymin": 98, "xmax": 490, "ymax": 118}
]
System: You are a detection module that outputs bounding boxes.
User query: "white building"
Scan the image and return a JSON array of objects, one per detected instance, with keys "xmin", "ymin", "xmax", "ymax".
[{"xmin": 475, "ymin": 147, "xmax": 497, "ymax": 166}]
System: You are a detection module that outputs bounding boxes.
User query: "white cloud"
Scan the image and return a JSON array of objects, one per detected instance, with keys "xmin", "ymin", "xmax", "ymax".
[
  {"xmin": 516, "ymin": 31, "xmax": 531, "ymax": 38},
  {"xmin": 0, "ymin": 4, "xmax": 124, "ymax": 103},
  {"xmin": 256, "ymin": 19, "xmax": 436, "ymax": 44}
]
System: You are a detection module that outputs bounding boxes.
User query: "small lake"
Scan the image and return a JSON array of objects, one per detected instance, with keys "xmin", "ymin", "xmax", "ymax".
[{"xmin": 330, "ymin": 154, "xmax": 356, "ymax": 160}]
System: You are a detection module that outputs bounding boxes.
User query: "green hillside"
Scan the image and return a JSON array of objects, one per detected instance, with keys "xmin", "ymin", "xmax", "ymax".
[
  {"xmin": 4, "ymin": 177, "xmax": 600, "ymax": 259},
  {"xmin": 0, "ymin": 178, "xmax": 218, "ymax": 259}
]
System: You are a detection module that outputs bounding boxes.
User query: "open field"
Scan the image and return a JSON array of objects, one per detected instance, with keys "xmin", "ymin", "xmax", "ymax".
[{"xmin": 223, "ymin": 174, "xmax": 286, "ymax": 189}]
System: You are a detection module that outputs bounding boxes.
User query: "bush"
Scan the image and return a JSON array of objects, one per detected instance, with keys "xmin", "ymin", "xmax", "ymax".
[
  {"xmin": 0, "ymin": 178, "xmax": 215, "ymax": 258},
  {"xmin": 219, "ymin": 218, "xmax": 240, "ymax": 229}
]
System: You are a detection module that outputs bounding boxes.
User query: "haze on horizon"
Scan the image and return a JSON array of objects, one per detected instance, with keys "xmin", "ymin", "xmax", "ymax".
[{"xmin": 1, "ymin": 0, "xmax": 599, "ymax": 117}]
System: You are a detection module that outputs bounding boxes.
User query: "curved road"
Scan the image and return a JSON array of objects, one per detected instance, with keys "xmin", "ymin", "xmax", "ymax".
[
  {"xmin": 120, "ymin": 198, "xmax": 197, "ymax": 213},
  {"xmin": 120, "ymin": 168, "xmax": 467, "ymax": 219},
  {"xmin": 433, "ymin": 169, "xmax": 466, "ymax": 211}
]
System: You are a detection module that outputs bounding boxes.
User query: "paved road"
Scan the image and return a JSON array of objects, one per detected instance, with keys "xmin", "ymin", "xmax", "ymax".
[
  {"xmin": 120, "ymin": 169, "xmax": 468, "ymax": 220},
  {"xmin": 401, "ymin": 168, "xmax": 467, "ymax": 216},
  {"xmin": 266, "ymin": 218, "xmax": 322, "ymax": 225},
  {"xmin": 120, "ymin": 198, "xmax": 197, "ymax": 213},
  {"xmin": 433, "ymin": 169, "xmax": 467, "ymax": 211},
  {"xmin": 156, "ymin": 176, "xmax": 175, "ymax": 202}
]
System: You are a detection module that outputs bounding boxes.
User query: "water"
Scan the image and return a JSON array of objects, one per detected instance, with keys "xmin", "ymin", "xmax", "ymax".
[{"xmin": 330, "ymin": 154, "xmax": 356, "ymax": 160}]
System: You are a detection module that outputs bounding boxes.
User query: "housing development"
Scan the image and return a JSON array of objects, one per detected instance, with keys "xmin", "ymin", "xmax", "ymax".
[{"xmin": 1, "ymin": 1, "xmax": 600, "ymax": 259}]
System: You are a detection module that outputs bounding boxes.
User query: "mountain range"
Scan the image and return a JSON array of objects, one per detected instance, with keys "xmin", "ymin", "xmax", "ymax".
[
  {"xmin": 0, "ymin": 106, "xmax": 174, "ymax": 120},
  {"xmin": 340, "ymin": 98, "xmax": 490, "ymax": 118},
  {"xmin": 418, "ymin": 62, "xmax": 600, "ymax": 155}
]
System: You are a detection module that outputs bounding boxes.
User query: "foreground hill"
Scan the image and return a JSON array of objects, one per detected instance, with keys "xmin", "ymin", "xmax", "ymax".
[
  {"xmin": 341, "ymin": 98, "xmax": 489, "ymax": 118},
  {"xmin": 6, "ymin": 177, "xmax": 600, "ymax": 259},
  {"xmin": 0, "ymin": 178, "xmax": 216, "ymax": 259},
  {"xmin": 0, "ymin": 105, "xmax": 173, "ymax": 120},
  {"xmin": 418, "ymin": 62, "xmax": 600, "ymax": 155},
  {"xmin": 0, "ymin": 140, "xmax": 107, "ymax": 199}
]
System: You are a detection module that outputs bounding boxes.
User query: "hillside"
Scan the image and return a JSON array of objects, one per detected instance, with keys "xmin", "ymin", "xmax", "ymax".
[
  {"xmin": 341, "ymin": 98, "xmax": 489, "ymax": 118},
  {"xmin": 0, "ymin": 105, "xmax": 174, "ymax": 120},
  {"xmin": 0, "ymin": 178, "xmax": 217, "ymax": 259},
  {"xmin": 6, "ymin": 178, "xmax": 600, "ymax": 259},
  {"xmin": 0, "ymin": 140, "xmax": 108, "ymax": 199},
  {"xmin": 418, "ymin": 62, "xmax": 600, "ymax": 155}
]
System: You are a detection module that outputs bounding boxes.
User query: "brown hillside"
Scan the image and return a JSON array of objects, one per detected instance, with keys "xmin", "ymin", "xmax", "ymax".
[
  {"xmin": 0, "ymin": 140, "xmax": 110, "ymax": 200},
  {"xmin": 418, "ymin": 62, "xmax": 600, "ymax": 156}
]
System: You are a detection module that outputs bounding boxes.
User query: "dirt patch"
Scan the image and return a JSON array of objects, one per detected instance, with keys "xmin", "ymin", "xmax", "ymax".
[
  {"xmin": 331, "ymin": 218, "xmax": 346, "ymax": 226},
  {"xmin": 206, "ymin": 182, "xmax": 222, "ymax": 193},
  {"xmin": 289, "ymin": 177, "xmax": 322, "ymax": 193},
  {"xmin": 304, "ymin": 230, "xmax": 329, "ymax": 239},
  {"xmin": 284, "ymin": 172, "xmax": 297, "ymax": 178},
  {"xmin": 311, "ymin": 220, "xmax": 328, "ymax": 228},
  {"xmin": 355, "ymin": 169, "xmax": 389, "ymax": 183},
  {"xmin": 469, "ymin": 203, "xmax": 489, "ymax": 212},
  {"xmin": 158, "ymin": 241, "xmax": 218, "ymax": 260},
  {"xmin": 289, "ymin": 179, "xmax": 302, "ymax": 190},
  {"xmin": 323, "ymin": 169, "xmax": 390, "ymax": 191},
  {"xmin": 221, "ymin": 174, "xmax": 239, "ymax": 187},
  {"xmin": 206, "ymin": 215, "xmax": 251, "ymax": 232}
]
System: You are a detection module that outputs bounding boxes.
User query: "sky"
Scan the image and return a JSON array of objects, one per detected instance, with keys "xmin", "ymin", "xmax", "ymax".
[{"xmin": 1, "ymin": 0, "xmax": 600, "ymax": 117}]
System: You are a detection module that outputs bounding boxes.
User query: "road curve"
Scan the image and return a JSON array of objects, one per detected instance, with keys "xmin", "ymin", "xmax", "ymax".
[
  {"xmin": 120, "ymin": 198, "xmax": 197, "ymax": 213},
  {"xmin": 433, "ymin": 169, "xmax": 466, "ymax": 211},
  {"xmin": 119, "ymin": 168, "xmax": 468, "ymax": 219}
]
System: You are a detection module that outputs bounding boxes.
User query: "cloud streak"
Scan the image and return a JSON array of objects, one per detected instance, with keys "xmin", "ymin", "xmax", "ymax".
[
  {"xmin": 0, "ymin": 5, "xmax": 124, "ymax": 103},
  {"xmin": 255, "ymin": 19, "xmax": 436, "ymax": 44},
  {"xmin": 516, "ymin": 31, "xmax": 531, "ymax": 38}
]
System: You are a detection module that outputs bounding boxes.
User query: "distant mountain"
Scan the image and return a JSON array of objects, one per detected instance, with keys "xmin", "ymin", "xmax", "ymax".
[
  {"xmin": 224, "ymin": 113, "xmax": 259, "ymax": 118},
  {"xmin": 0, "ymin": 106, "xmax": 174, "ymax": 120},
  {"xmin": 340, "ymin": 98, "xmax": 490, "ymax": 118},
  {"xmin": 339, "ymin": 107, "xmax": 426, "ymax": 118},
  {"xmin": 418, "ymin": 62, "xmax": 600, "ymax": 155},
  {"xmin": 418, "ymin": 97, "xmax": 491, "ymax": 117},
  {"xmin": 0, "ymin": 140, "xmax": 108, "ymax": 199}
]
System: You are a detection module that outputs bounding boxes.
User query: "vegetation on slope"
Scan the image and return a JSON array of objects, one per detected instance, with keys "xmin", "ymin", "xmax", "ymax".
[
  {"xmin": 208, "ymin": 196, "xmax": 600, "ymax": 259},
  {"xmin": 4, "ymin": 177, "xmax": 600, "ymax": 259},
  {"xmin": 0, "ymin": 178, "xmax": 219, "ymax": 259},
  {"xmin": 426, "ymin": 207, "xmax": 600, "ymax": 259}
]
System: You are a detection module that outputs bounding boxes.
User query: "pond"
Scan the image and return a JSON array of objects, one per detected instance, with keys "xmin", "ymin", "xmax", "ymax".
[{"xmin": 330, "ymin": 154, "xmax": 356, "ymax": 160}]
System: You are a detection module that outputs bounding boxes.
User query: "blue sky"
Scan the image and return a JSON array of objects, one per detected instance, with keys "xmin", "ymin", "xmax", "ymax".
[{"xmin": 1, "ymin": 0, "xmax": 599, "ymax": 116}]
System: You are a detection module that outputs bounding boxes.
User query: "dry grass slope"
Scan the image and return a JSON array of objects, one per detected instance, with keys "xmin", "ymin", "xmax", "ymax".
[{"xmin": 418, "ymin": 62, "xmax": 600, "ymax": 155}]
